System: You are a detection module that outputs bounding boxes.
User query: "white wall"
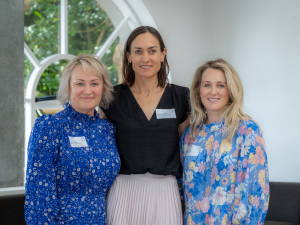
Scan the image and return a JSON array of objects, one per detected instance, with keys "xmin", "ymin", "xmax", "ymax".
[{"xmin": 143, "ymin": 0, "xmax": 300, "ymax": 182}]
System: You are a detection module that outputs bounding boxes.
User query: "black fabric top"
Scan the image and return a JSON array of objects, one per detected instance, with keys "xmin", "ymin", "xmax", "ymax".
[{"xmin": 101, "ymin": 84, "xmax": 190, "ymax": 178}]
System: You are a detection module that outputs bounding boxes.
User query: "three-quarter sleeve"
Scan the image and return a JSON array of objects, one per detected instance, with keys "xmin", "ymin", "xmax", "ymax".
[
  {"xmin": 25, "ymin": 115, "xmax": 59, "ymax": 225},
  {"xmin": 230, "ymin": 121, "xmax": 269, "ymax": 224}
]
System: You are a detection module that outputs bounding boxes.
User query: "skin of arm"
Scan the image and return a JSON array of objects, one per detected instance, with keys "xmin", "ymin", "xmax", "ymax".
[{"xmin": 178, "ymin": 114, "xmax": 191, "ymax": 137}]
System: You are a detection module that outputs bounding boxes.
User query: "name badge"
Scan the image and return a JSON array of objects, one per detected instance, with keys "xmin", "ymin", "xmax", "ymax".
[
  {"xmin": 186, "ymin": 145, "xmax": 201, "ymax": 156},
  {"xmin": 69, "ymin": 136, "xmax": 88, "ymax": 148},
  {"xmin": 156, "ymin": 108, "xmax": 176, "ymax": 119}
]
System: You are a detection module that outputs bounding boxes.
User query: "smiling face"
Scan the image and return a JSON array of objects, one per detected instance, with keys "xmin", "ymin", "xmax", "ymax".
[
  {"xmin": 127, "ymin": 32, "xmax": 166, "ymax": 79},
  {"xmin": 69, "ymin": 65, "xmax": 103, "ymax": 116},
  {"xmin": 200, "ymin": 68, "xmax": 230, "ymax": 117}
]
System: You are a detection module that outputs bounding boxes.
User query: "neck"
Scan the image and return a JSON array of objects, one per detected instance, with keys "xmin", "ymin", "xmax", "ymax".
[
  {"xmin": 205, "ymin": 111, "xmax": 222, "ymax": 124},
  {"xmin": 131, "ymin": 75, "xmax": 161, "ymax": 96}
]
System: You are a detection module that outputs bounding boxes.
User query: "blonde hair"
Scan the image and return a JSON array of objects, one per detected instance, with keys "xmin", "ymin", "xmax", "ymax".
[
  {"xmin": 57, "ymin": 54, "xmax": 114, "ymax": 109},
  {"xmin": 190, "ymin": 59, "xmax": 252, "ymax": 141}
]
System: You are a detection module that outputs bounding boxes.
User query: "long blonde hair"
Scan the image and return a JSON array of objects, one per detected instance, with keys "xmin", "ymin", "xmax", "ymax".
[{"xmin": 190, "ymin": 59, "xmax": 252, "ymax": 141}]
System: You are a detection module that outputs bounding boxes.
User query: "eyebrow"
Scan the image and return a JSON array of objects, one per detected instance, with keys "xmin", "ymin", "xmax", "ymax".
[
  {"xmin": 201, "ymin": 81, "xmax": 226, "ymax": 84},
  {"xmin": 132, "ymin": 46, "xmax": 158, "ymax": 49},
  {"xmin": 74, "ymin": 78, "xmax": 101, "ymax": 82}
]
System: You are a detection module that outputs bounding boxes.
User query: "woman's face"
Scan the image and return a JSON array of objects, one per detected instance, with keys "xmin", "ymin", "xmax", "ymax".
[
  {"xmin": 200, "ymin": 68, "xmax": 230, "ymax": 116},
  {"xmin": 127, "ymin": 32, "xmax": 166, "ymax": 79},
  {"xmin": 69, "ymin": 65, "xmax": 103, "ymax": 116}
]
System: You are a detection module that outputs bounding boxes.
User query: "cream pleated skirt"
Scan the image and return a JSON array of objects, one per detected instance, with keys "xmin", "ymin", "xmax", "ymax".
[{"xmin": 106, "ymin": 172, "xmax": 183, "ymax": 225}]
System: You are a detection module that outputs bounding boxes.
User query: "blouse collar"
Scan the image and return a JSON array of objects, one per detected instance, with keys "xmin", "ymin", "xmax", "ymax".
[
  {"xmin": 202, "ymin": 119, "xmax": 224, "ymax": 133},
  {"xmin": 64, "ymin": 103, "xmax": 99, "ymax": 122}
]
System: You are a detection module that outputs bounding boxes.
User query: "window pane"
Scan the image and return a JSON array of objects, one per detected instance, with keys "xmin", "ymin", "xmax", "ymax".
[
  {"xmin": 68, "ymin": 0, "xmax": 115, "ymax": 55},
  {"xmin": 101, "ymin": 37, "xmax": 123, "ymax": 86},
  {"xmin": 36, "ymin": 60, "xmax": 68, "ymax": 97},
  {"xmin": 24, "ymin": 0, "xmax": 60, "ymax": 61}
]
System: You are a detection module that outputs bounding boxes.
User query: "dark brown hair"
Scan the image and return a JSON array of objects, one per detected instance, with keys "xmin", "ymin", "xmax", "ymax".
[{"xmin": 122, "ymin": 26, "xmax": 169, "ymax": 87}]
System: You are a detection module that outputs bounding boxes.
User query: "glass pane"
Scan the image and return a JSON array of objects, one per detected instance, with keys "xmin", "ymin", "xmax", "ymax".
[
  {"xmin": 24, "ymin": 0, "xmax": 60, "ymax": 61},
  {"xmin": 68, "ymin": 0, "xmax": 115, "ymax": 55},
  {"xmin": 36, "ymin": 60, "xmax": 68, "ymax": 97},
  {"xmin": 101, "ymin": 37, "xmax": 123, "ymax": 86}
]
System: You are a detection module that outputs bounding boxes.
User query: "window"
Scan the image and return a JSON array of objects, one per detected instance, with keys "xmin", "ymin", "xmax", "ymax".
[{"xmin": 9, "ymin": 0, "xmax": 158, "ymax": 191}]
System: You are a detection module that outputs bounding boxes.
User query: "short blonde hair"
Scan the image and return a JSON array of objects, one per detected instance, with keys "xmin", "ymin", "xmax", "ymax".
[
  {"xmin": 190, "ymin": 59, "xmax": 252, "ymax": 141},
  {"xmin": 57, "ymin": 54, "xmax": 113, "ymax": 109}
]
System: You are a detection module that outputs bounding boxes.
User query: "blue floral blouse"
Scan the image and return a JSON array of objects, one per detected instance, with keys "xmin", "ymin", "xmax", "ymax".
[
  {"xmin": 25, "ymin": 104, "xmax": 120, "ymax": 225},
  {"xmin": 180, "ymin": 120, "xmax": 269, "ymax": 225}
]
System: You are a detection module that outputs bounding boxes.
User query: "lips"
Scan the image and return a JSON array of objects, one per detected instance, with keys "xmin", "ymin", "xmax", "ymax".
[
  {"xmin": 208, "ymin": 98, "xmax": 219, "ymax": 102},
  {"xmin": 81, "ymin": 97, "xmax": 94, "ymax": 100}
]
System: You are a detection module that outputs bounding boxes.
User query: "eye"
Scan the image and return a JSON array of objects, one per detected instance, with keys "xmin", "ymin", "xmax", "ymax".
[
  {"xmin": 218, "ymin": 84, "xmax": 225, "ymax": 88},
  {"xmin": 91, "ymin": 83, "xmax": 99, "ymax": 86},
  {"xmin": 76, "ymin": 83, "xmax": 84, "ymax": 86},
  {"xmin": 150, "ymin": 49, "xmax": 156, "ymax": 54},
  {"xmin": 204, "ymin": 84, "xmax": 210, "ymax": 87},
  {"xmin": 135, "ymin": 50, "xmax": 142, "ymax": 54}
]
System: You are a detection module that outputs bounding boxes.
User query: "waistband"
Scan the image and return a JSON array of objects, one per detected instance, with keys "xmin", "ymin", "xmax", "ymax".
[{"xmin": 117, "ymin": 172, "xmax": 176, "ymax": 181}]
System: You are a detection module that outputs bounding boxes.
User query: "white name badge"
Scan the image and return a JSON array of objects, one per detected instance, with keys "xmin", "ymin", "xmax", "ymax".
[
  {"xmin": 156, "ymin": 108, "xmax": 176, "ymax": 119},
  {"xmin": 69, "ymin": 136, "xmax": 88, "ymax": 148},
  {"xmin": 186, "ymin": 145, "xmax": 201, "ymax": 156}
]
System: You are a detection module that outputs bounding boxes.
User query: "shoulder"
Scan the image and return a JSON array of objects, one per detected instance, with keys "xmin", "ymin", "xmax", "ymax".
[
  {"xmin": 101, "ymin": 119, "xmax": 116, "ymax": 134},
  {"xmin": 104, "ymin": 84, "xmax": 128, "ymax": 108},
  {"xmin": 113, "ymin": 84, "xmax": 127, "ymax": 95},
  {"xmin": 102, "ymin": 119, "xmax": 115, "ymax": 129},
  {"xmin": 238, "ymin": 120, "xmax": 262, "ymax": 136},
  {"xmin": 182, "ymin": 125, "xmax": 191, "ymax": 137},
  {"xmin": 33, "ymin": 113, "xmax": 65, "ymax": 135},
  {"xmin": 33, "ymin": 114, "xmax": 56, "ymax": 128},
  {"xmin": 30, "ymin": 115, "xmax": 58, "ymax": 145},
  {"xmin": 169, "ymin": 83, "xmax": 189, "ymax": 95}
]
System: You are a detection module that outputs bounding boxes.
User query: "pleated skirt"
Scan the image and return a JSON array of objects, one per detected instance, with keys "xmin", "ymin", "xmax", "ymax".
[{"xmin": 106, "ymin": 172, "xmax": 183, "ymax": 225}]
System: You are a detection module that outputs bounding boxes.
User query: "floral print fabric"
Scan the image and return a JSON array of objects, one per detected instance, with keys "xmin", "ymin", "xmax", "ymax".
[
  {"xmin": 25, "ymin": 103, "xmax": 120, "ymax": 225},
  {"xmin": 180, "ymin": 120, "xmax": 269, "ymax": 224}
]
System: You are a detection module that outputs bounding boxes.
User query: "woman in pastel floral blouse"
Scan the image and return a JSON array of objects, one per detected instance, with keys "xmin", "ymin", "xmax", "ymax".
[
  {"xmin": 25, "ymin": 54, "xmax": 120, "ymax": 225},
  {"xmin": 180, "ymin": 59, "xmax": 269, "ymax": 224}
]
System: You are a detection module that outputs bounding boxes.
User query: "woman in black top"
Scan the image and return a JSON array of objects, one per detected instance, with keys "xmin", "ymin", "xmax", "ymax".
[{"xmin": 101, "ymin": 26, "xmax": 190, "ymax": 225}]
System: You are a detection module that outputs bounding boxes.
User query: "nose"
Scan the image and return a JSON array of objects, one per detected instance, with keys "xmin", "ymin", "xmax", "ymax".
[
  {"xmin": 142, "ymin": 52, "xmax": 150, "ymax": 62},
  {"xmin": 83, "ymin": 85, "xmax": 92, "ymax": 94},
  {"xmin": 210, "ymin": 86, "xmax": 217, "ymax": 95}
]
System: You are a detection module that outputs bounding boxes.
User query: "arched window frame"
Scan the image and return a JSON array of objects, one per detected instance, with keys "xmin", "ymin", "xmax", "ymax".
[
  {"xmin": 0, "ymin": 0, "xmax": 174, "ymax": 195},
  {"xmin": 22, "ymin": 0, "xmax": 171, "ymax": 186}
]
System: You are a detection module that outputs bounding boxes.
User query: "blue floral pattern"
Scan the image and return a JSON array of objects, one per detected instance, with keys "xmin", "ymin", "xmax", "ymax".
[
  {"xmin": 25, "ymin": 103, "xmax": 120, "ymax": 225},
  {"xmin": 180, "ymin": 120, "xmax": 269, "ymax": 225}
]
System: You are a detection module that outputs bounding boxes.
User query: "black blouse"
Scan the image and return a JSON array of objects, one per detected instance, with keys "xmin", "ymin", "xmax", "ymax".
[{"xmin": 101, "ymin": 84, "xmax": 190, "ymax": 178}]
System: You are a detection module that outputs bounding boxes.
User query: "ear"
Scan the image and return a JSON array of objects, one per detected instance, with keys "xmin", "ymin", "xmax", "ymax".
[
  {"xmin": 126, "ymin": 52, "xmax": 132, "ymax": 63},
  {"xmin": 161, "ymin": 48, "xmax": 167, "ymax": 62}
]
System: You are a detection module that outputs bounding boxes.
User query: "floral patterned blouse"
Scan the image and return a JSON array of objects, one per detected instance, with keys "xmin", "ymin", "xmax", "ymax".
[
  {"xmin": 25, "ymin": 103, "xmax": 120, "ymax": 225},
  {"xmin": 180, "ymin": 119, "xmax": 269, "ymax": 225}
]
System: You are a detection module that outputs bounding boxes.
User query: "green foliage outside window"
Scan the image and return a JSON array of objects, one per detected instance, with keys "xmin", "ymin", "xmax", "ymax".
[{"xmin": 24, "ymin": 0, "xmax": 119, "ymax": 97}]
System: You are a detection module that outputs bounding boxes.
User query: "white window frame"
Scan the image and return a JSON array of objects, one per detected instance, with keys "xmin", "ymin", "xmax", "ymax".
[{"xmin": 0, "ymin": 0, "xmax": 168, "ymax": 195}]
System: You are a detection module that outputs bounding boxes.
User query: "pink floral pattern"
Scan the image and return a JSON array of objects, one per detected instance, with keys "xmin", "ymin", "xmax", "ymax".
[{"xmin": 180, "ymin": 120, "xmax": 269, "ymax": 224}]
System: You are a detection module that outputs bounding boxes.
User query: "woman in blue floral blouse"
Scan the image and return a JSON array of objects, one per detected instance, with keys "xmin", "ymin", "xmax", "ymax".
[
  {"xmin": 25, "ymin": 54, "xmax": 120, "ymax": 225},
  {"xmin": 180, "ymin": 59, "xmax": 269, "ymax": 224}
]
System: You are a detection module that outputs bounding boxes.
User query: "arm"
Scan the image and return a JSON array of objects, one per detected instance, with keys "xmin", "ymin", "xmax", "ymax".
[
  {"xmin": 25, "ymin": 115, "xmax": 59, "ymax": 225},
  {"xmin": 179, "ymin": 115, "xmax": 190, "ymax": 137},
  {"xmin": 103, "ymin": 121, "xmax": 120, "ymax": 189},
  {"xmin": 178, "ymin": 127, "xmax": 190, "ymax": 200},
  {"xmin": 178, "ymin": 87, "xmax": 191, "ymax": 137},
  {"xmin": 231, "ymin": 121, "xmax": 269, "ymax": 224}
]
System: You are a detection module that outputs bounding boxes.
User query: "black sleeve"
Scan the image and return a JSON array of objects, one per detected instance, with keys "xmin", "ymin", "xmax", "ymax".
[
  {"xmin": 179, "ymin": 87, "xmax": 191, "ymax": 124},
  {"xmin": 100, "ymin": 85, "xmax": 120, "ymax": 122}
]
